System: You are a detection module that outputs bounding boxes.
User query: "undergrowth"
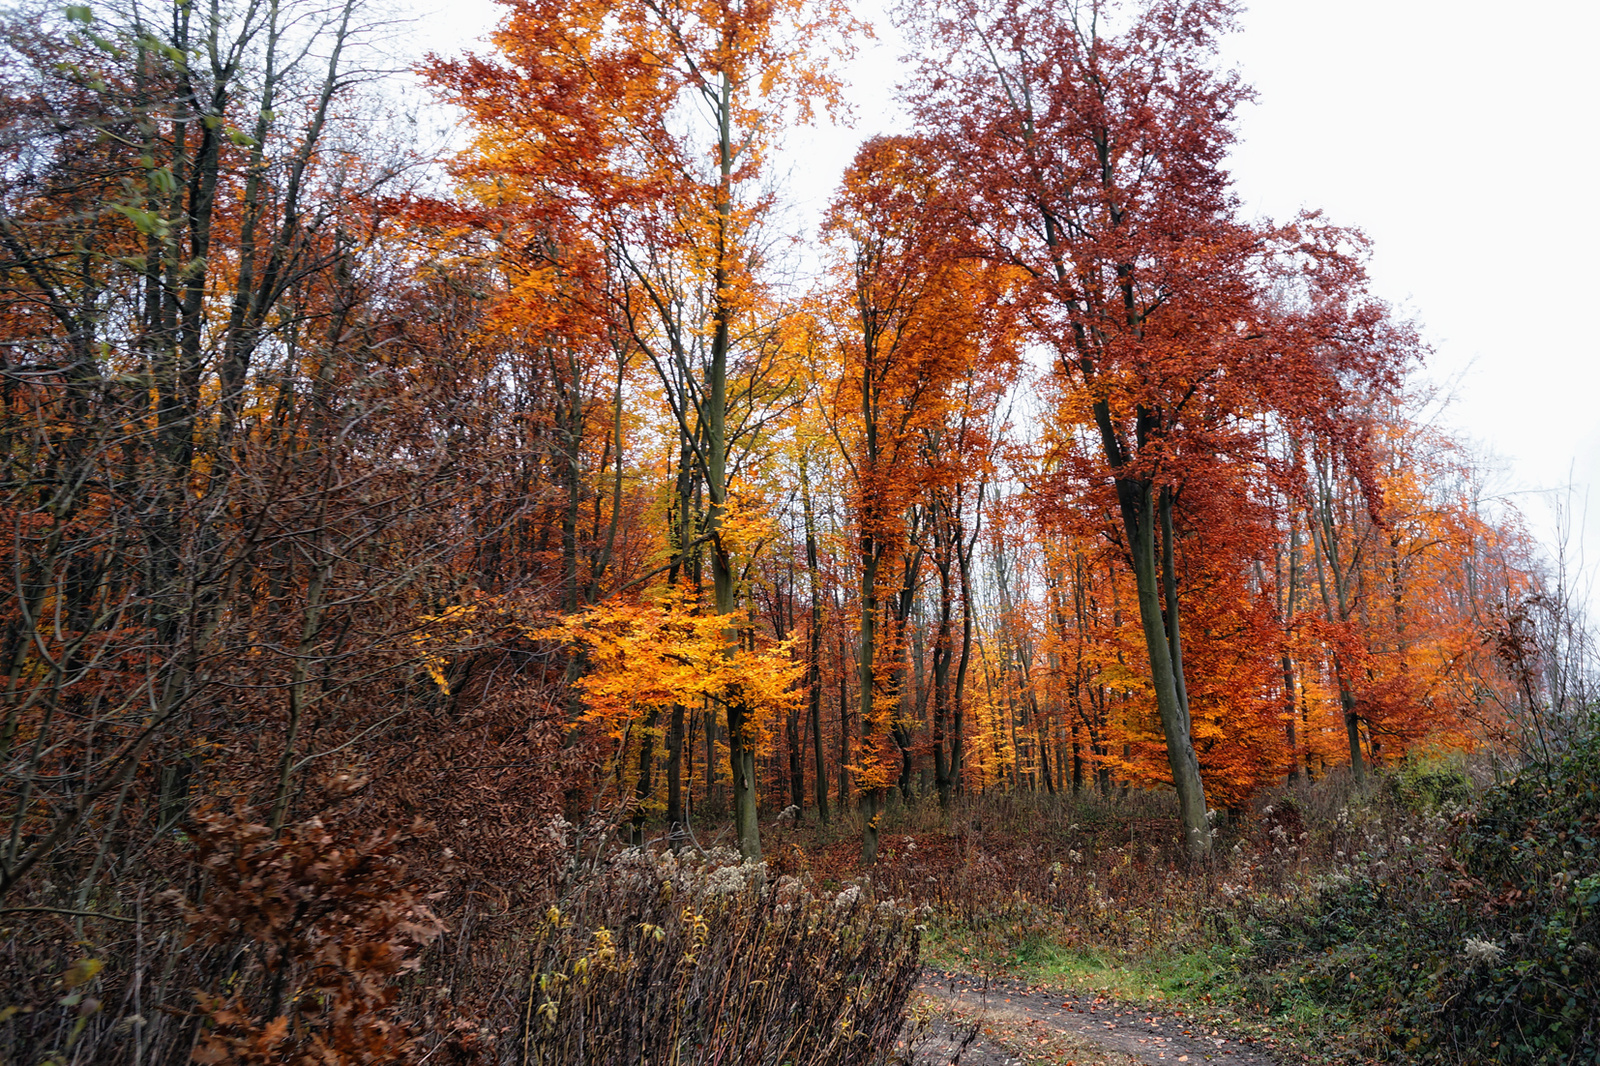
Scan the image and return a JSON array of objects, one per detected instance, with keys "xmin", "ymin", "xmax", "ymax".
[
  {"xmin": 8, "ymin": 744, "xmax": 1596, "ymax": 1066},
  {"xmin": 770, "ymin": 748, "xmax": 1597, "ymax": 1065},
  {"xmin": 0, "ymin": 812, "xmax": 921, "ymax": 1066},
  {"xmin": 518, "ymin": 847, "xmax": 920, "ymax": 1066}
]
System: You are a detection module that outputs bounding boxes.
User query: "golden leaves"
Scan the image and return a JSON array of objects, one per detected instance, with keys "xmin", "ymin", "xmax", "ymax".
[{"xmin": 556, "ymin": 591, "xmax": 801, "ymax": 741}]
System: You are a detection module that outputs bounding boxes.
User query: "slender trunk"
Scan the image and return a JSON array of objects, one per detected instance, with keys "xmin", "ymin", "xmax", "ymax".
[
  {"xmin": 953, "ymin": 518, "xmax": 977, "ymax": 798},
  {"xmin": 1309, "ymin": 474, "xmax": 1366, "ymax": 786},
  {"xmin": 859, "ymin": 540, "xmax": 882, "ymax": 866},
  {"xmin": 629, "ymin": 707, "xmax": 660, "ymax": 847},
  {"xmin": 799, "ymin": 456, "xmax": 829, "ymax": 821},
  {"xmin": 586, "ymin": 350, "xmax": 630, "ymax": 602},
  {"xmin": 665, "ymin": 442, "xmax": 695, "ymax": 841},
  {"xmin": 1279, "ymin": 516, "xmax": 1302, "ymax": 783},
  {"xmin": 838, "ymin": 632, "xmax": 850, "ymax": 814},
  {"xmin": 667, "ymin": 703, "xmax": 685, "ymax": 846},
  {"xmin": 705, "ymin": 68, "xmax": 759, "ymax": 861},
  {"xmin": 1116, "ymin": 470, "xmax": 1208, "ymax": 860},
  {"xmin": 786, "ymin": 705, "xmax": 804, "ymax": 812},
  {"xmin": 931, "ymin": 529, "xmax": 955, "ymax": 810}
]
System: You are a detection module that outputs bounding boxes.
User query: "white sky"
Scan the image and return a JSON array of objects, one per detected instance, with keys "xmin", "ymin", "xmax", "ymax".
[{"xmin": 411, "ymin": 0, "xmax": 1600, "ymax": 615}]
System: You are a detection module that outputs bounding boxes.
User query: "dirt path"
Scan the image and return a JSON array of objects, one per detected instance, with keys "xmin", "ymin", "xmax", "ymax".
[{"xmin": 906, "ymin": 969, "xmax": 1286, "ymax": 1066}]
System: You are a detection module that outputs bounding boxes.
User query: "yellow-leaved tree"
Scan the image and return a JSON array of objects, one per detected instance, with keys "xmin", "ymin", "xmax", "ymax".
[{"xmin": 558, "ymin": 591, "xmax": 802, "ymax": 845}]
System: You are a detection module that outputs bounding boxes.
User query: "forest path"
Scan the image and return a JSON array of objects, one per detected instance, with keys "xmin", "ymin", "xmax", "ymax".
[{"xmin": 906, "ymin": 969, "xmax": 1287, "ymax": 1066}]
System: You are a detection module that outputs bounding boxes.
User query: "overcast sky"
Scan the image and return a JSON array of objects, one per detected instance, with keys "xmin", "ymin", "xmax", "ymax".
[{"xmin": 414, "ymin": 0, "xmax": 1600, "ymax": 613}]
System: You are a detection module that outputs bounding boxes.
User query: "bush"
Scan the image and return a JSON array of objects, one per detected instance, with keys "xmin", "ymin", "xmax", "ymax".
[
  {"xmin": 1430, "ymin": 740, "xmax": 1600, "ymax": 1064},
  {"xmin": 1227, "ymin": 744, "xmax": 1600, "ymax": 1064},
  {"xmin": 1386, "ymin": 757, "xmax": 1474, "ymax": 813},
  {"xmin": 0, "ymin": 807, "xmax": 451, "ymax": 1066},
  {"xmin": 177, "ymin": 806, "xmax": 447, "ymax": 1065},
  {"xmin": 517, "ymin": 848, "xmax": 921, "ymax": 1066}
]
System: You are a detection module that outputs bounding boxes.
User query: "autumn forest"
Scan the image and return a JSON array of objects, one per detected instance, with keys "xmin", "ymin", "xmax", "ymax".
[{"xmin": 3, "ymin": 0, "xmax": 1595, "ymax": 1061}]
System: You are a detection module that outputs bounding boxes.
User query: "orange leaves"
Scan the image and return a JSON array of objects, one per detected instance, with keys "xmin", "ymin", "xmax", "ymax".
[
  {"xmin": 556, "ymin": 592, "xmax": 801, "ymax": 745},
  {"xmin": 822, "ymin": 134, "xmax": 1021, "ymax": 533},
  {"xmin": 431, "ymin": 0, "xmax": 853, "ymax": 233}
]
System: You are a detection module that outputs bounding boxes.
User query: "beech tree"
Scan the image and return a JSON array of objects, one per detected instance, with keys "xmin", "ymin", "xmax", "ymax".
[
  {"xmin": 820, "ymin": 135, "xmax": 1018, "ymax": 862},
  {"xmin": 905, "ymin": 0, "xmax": 1410, "ymax": 857},
  {"xmin": 432, "ymin": 0, "xmax": 853, "ymax": 861}
]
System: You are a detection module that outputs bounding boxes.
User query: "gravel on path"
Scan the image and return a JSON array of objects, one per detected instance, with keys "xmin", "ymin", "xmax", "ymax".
[{"xmin": 908, "ymin": 968, "xmax": 1287, "ymax": 1066}]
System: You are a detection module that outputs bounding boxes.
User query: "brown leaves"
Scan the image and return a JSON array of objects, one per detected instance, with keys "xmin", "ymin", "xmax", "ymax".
[{"xmin": 180, "ymin": 806, "xmax": 444, "ymax": 1066}]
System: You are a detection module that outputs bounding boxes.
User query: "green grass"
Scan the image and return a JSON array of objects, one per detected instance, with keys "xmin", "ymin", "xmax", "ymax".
[{"xmin": 925, "ymin": 918, "xmax": 1353, "ymax": 1061}]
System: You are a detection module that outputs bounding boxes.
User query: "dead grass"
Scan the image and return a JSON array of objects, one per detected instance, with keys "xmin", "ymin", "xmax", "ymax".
[{"xmin": 759, "ymin": 768, "xmax": 1466, "ymax": 1065}]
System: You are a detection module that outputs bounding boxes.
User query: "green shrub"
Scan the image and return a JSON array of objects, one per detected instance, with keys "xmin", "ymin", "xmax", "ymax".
[
  {"xmin": 1429, "ymin": 740, "xmax": 1600, "ymax": 1064},
  {"xmin": 1387, "ymin": 757, "xmax": 1475, "ymax": 813},
  {"xmin": 1234, "ymin": 743, "xmax": 1600, "ymax": 1064}
]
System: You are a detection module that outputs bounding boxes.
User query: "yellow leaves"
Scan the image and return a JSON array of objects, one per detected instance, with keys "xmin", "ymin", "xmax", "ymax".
[
  {"xmin": 61, "ymin": 957, "xmax": 103, "ymax": 990},
  {"xmin": 590, "ymin": 927, "xmax": 617, "ymax": 969},
  {"xmin": 420, "ymin": 657, "xmax": 450, "ymax": 694},
  {"xmin": 556, "ymin": 591, "xmax": 799, "ymax": 742},
  {"xmin": 715, "ymin": 496, "xmax": 779, "ymax": 561},
  {"xmin": 681, "ymin": 906, "xmax": 710, "ymax": 965},
  {"xmin": 410, "ymin": 585, "xmax": 798, "ymax": 763},
  {"xmin": 412, "ymin": 602, "xmax": 485, "ymax": 694}
]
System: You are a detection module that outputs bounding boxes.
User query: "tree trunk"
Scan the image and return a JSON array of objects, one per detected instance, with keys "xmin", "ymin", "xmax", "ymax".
[
  {"xmin": 1114, "ymin": 469, "xmax": 1209, "ymax": 860},
  {"xmin": 1309, "ymin": 471, "xmax": 1366, "ymax": 787},
  {"xmin": 800, "ymin": 456, "xmax": 829, "ymax": 822}
]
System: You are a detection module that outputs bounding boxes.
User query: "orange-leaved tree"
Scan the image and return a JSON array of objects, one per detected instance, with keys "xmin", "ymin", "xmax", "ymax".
[
  {"xmin": 905, "ymin": 0, "xmax": 1413, "ymax": 857},
  {"xmin": 430, "ymin": 0, "xmax": 853, "ymax": 860},
  {"xmin": 821, "ymin": 134, "xmax": 1019, "ymax": 863},
  {"xmin": 557, "ymin": 590, "xmax": 802, "ymax": 844}
]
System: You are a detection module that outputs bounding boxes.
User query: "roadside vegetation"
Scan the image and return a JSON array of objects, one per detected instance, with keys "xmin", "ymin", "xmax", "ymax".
[
  {"xmin": 7, "ymin": 718, "xmax": 1598, "ymax": 1064},
  {"xmin": 756, "ymin": 738, "xmax": 1597, "ymax": 1066}
]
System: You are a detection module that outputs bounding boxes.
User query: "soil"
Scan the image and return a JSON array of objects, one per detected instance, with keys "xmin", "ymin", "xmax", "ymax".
[{"xmin": 905, "ymin": 968, "xmax": 1288, "ymax": 1066}]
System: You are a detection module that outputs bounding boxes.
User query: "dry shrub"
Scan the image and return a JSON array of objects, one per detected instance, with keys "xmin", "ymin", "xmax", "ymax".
[
  {"xmin": 517, "ymin": 848, "xmax": 922, "ymax": 1066},
  {"xmin": 0, "ymin": 667, "xmax": 593, "ymax": 1066},
  {"xmin": 0, "ymin": 807, "xmax": 464, "ymax": 1065},
  {"xmin": 177, "ymin": 805, "xmax": 446, "ymax": 1065},
  {"xmin": 335, "ymin": 677, "xmax": 578, "ymax": 900}
]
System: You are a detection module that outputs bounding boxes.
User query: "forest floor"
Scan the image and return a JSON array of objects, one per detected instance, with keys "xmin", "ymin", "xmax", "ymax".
[
  {"xmin": 903, "ymin": 968, "xmax": 1290, "ymax": 1066},
  {"xmin": 750, "ymin": 787, "xmax": 1383, "ymax": 1065}
]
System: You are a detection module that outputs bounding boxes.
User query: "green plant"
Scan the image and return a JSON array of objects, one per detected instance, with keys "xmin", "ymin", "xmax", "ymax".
[
  {"xmin": 1429, "ymin": 739, "xmax": 1600, "ymax": 1064},
  {"xmin": 1387, "ymin": 756, "xmax": 1474, "ymax": 813}
]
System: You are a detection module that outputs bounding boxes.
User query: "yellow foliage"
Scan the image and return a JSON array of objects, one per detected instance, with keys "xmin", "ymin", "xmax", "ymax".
[
  {"xmin": 555, "ymin": 592, "xmax": 801, "ymax": 745},
  {"xmin": 412, "ymin": 602, "xmax": 482, "ymax": 694}
]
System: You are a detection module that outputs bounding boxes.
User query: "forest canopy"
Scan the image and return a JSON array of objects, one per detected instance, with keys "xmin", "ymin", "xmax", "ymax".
[{"xmin": 0, "ymin": 0, "xmax": 1561, "ymax": 888}]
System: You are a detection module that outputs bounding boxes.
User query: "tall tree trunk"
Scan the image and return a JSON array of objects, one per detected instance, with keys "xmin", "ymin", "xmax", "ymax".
[
  {"xmin": 705, "ymin": 69, "xmax": 759, "ymax": 861},
  {"xmin": 1111, "ymin": 465, "xmax": 1209, "ymax": 860},
  {"xmin": 800, "ymin": 456, "xmax": 829, "ymax": 822},
  {"xmin": 931, "ymin": 517, "xmax": 955, "ymax": 810},
  {"xmin": 667, "ymin": 703, "xmax": 685, "ymax": 846},
  {"xmin": 1309, "ymin": 469, "xmax": 1366, "ymax": 786},
  {"xmin": 858, "ymin": 534, "xmax": 883, "ymax": 866}
]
